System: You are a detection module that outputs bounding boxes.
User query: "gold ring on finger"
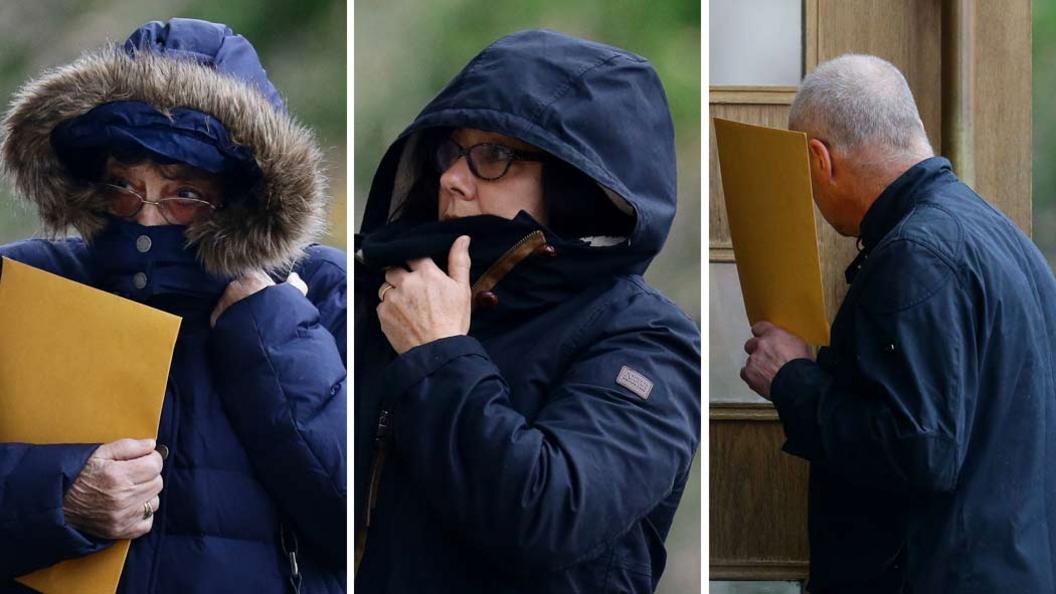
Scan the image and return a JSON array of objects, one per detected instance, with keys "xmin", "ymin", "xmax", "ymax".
[{"xmin": 378, "ymin": 282, "xmax": 395, "ymax": 302}]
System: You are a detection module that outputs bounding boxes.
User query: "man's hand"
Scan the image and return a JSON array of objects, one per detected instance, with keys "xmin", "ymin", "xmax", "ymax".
[
  {"xmin": 378, "ymin": 235, "xmax": 472, "ymax": 355},
  {"xmin": 63, "ymin": 438, "xmax": 165, "ymax": 540},
  {"xmin": 740, "ymin": 321, "xmax": 814, "ymax": 400},
  {"xmin": 210, "ymin": 270, "xmax": 308, "ymax": 328}
]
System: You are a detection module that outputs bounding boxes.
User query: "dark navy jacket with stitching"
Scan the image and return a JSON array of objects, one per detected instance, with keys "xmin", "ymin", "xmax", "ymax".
[
  {"xmin": 772, "ymin": 157, "xmax": 1056, "ymax": 593},
  {"xmin": 354, "ymin": 30, "xmax": 700, "ymax": 593},
  {"xmin": 0, "ymin": 239, "xmax": 346, "ymax": 594}
]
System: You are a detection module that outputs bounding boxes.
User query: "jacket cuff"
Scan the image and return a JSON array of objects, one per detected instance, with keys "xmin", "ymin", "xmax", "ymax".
[
  {"xmin": 212, "ymin": 283, "xmax": 316, "ymax": 352},
  {"xmin": 0, "ymin": 444, "xmax": 111, "ymax": 577},
  {"xmin": 770, "ymin": 358, "xmax": 828, "ymax": 461},
  {"xmin": 381, "ymin": 336, "xmax": 485, "ymax": 403}
]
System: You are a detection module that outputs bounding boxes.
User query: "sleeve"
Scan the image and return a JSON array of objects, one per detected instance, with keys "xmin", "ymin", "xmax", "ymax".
[
  {"xmin": 0, "ymin": 443, "xmax": 111, "ymax": 579},
  {"xmin": 209, "ymin": 282, "xmax": 347, "ymax": 567},
  {"xmin": 771, "ymin": 238, "xmax": 970, "ymax": 494},
  {"xmin": 381, "ymin": 293, "xmax": 701, "ymax": 573},
  {"xmin": 0, "ymin": 249, "xmax": 110, "ymax": 578}
]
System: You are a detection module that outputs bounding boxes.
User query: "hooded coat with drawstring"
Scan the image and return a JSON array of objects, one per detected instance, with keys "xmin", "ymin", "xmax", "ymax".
[
  {"xmin": 0, "ymin": 19, "xmax": 345, "ymax": 593},
  {"xmin": 353, "ymin": 30, "xmax": 700, "ymax": 593}
]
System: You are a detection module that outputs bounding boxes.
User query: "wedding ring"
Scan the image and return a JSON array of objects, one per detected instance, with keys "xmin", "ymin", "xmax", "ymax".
[
  {"xmin": 378, "ymin": 282, "xmax": 395, "ymax": 302},
  {"xmin": 143, "ymin": 500, "xmax": 154, "ymax": 520}
]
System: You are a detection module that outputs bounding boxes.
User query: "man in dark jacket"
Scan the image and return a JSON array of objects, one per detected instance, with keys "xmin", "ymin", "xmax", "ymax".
[
  {"xmin": 0, "ymin": 19, "xmax": 345, "ymax": 593},
  {"xmin": 741, "ymin": 54, "xmax": 1056, "ymax": 592},
  {"xmin": 354, "ymin": 30, "xmax": 700, "ymax": 593}
]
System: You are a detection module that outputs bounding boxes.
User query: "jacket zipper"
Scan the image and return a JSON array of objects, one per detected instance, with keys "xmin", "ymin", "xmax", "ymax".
[
  {"xmin": 355, "ymin": 408, "xmax": 391, "ymax": 573},
  {"xmin": 366, "ymin": 408, "xmax": 392, "ymax": 521},
  {"xmin": 470, "ymin": 230, "xmax": 548, "ymax": 304}
]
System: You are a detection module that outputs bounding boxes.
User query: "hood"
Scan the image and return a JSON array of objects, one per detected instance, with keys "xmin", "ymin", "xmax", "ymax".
[
  {"xmin": 1, "ymin": 18, "xmax": 327, "ymax": 277},
  {"xmin": 358, "ymin": 28, "xmax": 677, "ymax": 277}
]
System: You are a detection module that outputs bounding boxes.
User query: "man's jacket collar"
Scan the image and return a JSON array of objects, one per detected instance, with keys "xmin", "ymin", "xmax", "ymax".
[
  {"xmin": 846, "ymin": 156, "xmax": 956, "ymax": 283},
  {"xmin": 860, "ymin": 156, "xmax": 955, "ymax": 252}
]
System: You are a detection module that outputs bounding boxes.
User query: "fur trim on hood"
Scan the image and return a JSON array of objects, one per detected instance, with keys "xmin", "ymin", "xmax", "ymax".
[{"xmin": 1, "ymin": 45, "xmax": 327, "ymax": 277}]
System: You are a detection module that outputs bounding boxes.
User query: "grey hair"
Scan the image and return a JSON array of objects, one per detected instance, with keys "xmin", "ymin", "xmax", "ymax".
[{"xmin": 789, "ymin": 54, "xmax": 933, "ymax": 157}]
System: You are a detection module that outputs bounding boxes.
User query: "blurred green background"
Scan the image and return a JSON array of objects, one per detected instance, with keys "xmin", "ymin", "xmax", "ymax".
[
  {"xmin": 1036, "ymin": 1, "xmax": 1056, "ymax": 260},
  {"xmin": 0, "ymin": 0, "xmax": 346, "ymax": 248},
  {"xmin": 354, "ymin": 1, "xmax": 701, "ymax": 592}
]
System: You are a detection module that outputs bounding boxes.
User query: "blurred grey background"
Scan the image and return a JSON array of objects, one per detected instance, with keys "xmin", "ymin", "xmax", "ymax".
[{"xmin": 354, "ymin": 1, "xmax": 701, "ymax": 593}]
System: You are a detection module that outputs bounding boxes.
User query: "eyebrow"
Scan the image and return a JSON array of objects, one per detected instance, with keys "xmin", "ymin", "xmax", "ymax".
[{"xmin": 156, "ymin": 164, "xmax": 217, "ymax": 183}]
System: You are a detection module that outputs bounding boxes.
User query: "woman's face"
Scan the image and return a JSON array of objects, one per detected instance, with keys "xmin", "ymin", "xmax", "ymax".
[
  {"xmin": 103, "ymin": 158, "xmax": 224, "ymax": 226},
  {"xmin": 436, "ymin": 128, "xmax": 548, "ymax": 223}
]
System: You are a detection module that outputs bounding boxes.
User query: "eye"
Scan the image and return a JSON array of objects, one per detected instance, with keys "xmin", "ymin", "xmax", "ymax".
[
  {"xmin": 107, "ymin": 176, "xmax": 134, "ymax": 190},
  {"xmin": 175, "ymin": 187, "xmax": 204, "ymax": 201},
  {"xmin": 477, "ymin": 144, "xmax": 514, "ymax": 164}
]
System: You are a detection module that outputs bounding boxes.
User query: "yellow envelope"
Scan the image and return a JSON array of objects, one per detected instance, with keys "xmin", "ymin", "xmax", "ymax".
[
  {"xmin": 713, "ymin": 118, "xmax": 830, "ymax": 345},
  {"xmin": 0, "ymin": 257, "xmax": 180, "ymax": 594}
]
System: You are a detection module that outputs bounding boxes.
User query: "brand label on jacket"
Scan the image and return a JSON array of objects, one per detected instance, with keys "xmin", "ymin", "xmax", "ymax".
[{"xmin": 616, "ymin": 366, "xmax": 653, "ymax": 400}]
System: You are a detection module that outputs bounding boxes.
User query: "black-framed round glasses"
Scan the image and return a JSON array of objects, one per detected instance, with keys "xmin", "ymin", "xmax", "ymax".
[
  {"xmin": 98, "ymin": 183, "xmax": 218, "ymax": 225},
  {"xmin": 433, "ymin": 138, "xmax": 548, "ymax": 181}
]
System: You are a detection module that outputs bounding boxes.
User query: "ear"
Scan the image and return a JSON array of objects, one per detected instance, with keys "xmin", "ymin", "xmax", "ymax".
[{"xmin": 807, "ymin": 138, "xmax": 833, "ymax": 185}]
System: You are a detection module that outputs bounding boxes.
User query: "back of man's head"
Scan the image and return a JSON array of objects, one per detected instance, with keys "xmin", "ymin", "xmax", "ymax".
[{"xmin": 789, "ymin": 54, "xmax": 933, "ymax": 163}]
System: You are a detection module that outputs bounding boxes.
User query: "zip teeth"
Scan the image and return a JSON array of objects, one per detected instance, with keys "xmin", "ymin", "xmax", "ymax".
[{"xmin": 471, "ymin": 230, "xmax": 548, "ymax": 298}]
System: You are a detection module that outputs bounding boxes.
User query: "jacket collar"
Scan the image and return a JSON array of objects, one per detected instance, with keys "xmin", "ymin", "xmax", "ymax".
[
  {"xmin": 859, "ymin": 156, "xmax": 955, "ymax": 252},
  {"xmin": 846, "ymin": 156, "xmax": 955, "ymax": 283}
]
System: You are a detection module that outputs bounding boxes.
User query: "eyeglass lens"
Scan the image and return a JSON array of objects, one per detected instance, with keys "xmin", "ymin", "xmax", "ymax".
[
  {"xmin": 103, "ymin": 185, "xmax": 214, "ymax": 225},
  {"xmin": 435, "ymin": 139, "xmax": 515, "ymax": 180}
]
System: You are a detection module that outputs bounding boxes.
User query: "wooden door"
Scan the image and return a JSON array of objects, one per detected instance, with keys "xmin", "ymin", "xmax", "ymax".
[{"xmin": 708, "ymin": 0, "xmax": 1030, "ymax": 590}]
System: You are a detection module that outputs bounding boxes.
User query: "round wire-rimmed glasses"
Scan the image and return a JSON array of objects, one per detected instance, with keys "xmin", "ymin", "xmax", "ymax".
[
  {"xmin": 433, "ymin": 138, "xmax": 549, "ymax": 181},
  {"xmin": 98, "ymin": 183, "xmax": 218, "ymax": 225}
]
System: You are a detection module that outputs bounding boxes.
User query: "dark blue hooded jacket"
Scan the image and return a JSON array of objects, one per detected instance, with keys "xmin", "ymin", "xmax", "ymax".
[
  {"xmin": 0, "ymin": 19, "xmax": 345, "ymax": 593},
  {"xmin": 354, "ymin": 30, "xmax": 701, "ymax": 593},
  {"xmin": 771, "ymin": 157, "xmax": 1056, "ymax": 593}
]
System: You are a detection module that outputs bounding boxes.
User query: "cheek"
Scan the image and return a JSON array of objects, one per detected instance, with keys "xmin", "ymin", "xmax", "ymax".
[{"xmin": 482, "ymin": 183, "xmax": 546, "ymax": 221}]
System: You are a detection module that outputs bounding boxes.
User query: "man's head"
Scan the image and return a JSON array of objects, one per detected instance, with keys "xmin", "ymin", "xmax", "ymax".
[{"xmin": 789, "ymin": 54, "xmax": 935, "ymax": 236}]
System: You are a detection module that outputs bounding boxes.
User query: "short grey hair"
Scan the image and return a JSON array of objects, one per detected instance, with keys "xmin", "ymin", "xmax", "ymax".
[{"xmin": 789, "ymin": 54, "xmax": 932, "ymax": 156}]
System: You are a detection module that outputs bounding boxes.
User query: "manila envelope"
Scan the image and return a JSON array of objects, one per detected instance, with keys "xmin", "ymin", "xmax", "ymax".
[
  {"xmin": 713, "ymin": 118, "xmax": 830, "ymax": 345},
  {"xmin": 0, "ymin": 257, "xmax": 180, "ymax": 594}
]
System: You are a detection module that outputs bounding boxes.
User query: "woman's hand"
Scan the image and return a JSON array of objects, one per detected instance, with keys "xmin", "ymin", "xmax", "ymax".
[
  {"xmin": 378, "ymin": 235, "xmax": 472, "ymax": 354},
  {"xmin": 63, "ymin": 438, "xmax": 165, "ymax": 540},
  {"xmin": 210, "ymin": 271, "xmax": 308, "ymax": 327}
]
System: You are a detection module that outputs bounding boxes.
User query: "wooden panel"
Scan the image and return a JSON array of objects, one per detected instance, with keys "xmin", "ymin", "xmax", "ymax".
[
  {"xmin": 804, "ymin": 0, "xmax": 819, "ymax": 71},
  {"xmin": 816, "ymin": 0, "xmax": 943, "ymax": 151},
  {"xmin": 708, "ymin": 103, "xmax": 792, "ymax": 250},
  {"xmin": 710, "ymin": 407, "xmax": 810, "ymax": 580},
  {"xmin": 711, "ymin": 87, "xmax": 798, "ymax": 105},
  {"xmin": 972, "ymin": 0, "xmax": 1031, "ymax": 233}
]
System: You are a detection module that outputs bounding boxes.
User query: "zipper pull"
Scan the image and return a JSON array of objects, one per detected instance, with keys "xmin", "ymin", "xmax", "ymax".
[{"xmin": 375, "ymin": 409, "xmax": 392, "ymax": 442}]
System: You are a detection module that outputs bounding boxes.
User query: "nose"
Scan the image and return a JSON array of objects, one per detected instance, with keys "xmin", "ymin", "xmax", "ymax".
[
  {"xmin": 439, "ymin": 154, "xmax": 476, "ymax": 201},
  {"xmin": 133, "ymin": 204, "xmax": 168, "ymax": 226},
  {"xmin": 133, "ymin": 184, "xmax": 168, "ymax": 226}
]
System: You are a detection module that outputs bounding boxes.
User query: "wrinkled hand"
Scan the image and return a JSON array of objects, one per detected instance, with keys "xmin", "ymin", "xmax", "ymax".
[
  {"xmin": 740, "ymin": 321, "xmax": 814, "ymax": 400},
  {"xmin": 63, "ymin": 438, "xmax": 164, "ymax": 540},
  {"xmin": 210, "ymin": 270, "xmax": 308, "ymax": 328},
  {"xmin": 378, "ymin": 235, "xmax": 472, "ymax": 355}
]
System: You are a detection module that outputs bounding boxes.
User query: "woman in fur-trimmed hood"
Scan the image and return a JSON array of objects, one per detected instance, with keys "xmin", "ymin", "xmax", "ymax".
[{"xmin": 0, "ymin": 18, "xmax": 345, "ymax": 593}]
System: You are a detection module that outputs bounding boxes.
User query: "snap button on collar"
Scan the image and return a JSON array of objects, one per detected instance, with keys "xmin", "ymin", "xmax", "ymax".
[{"xmin": 136, "ymin": 235, "xmax": 152, "ymax": 253}]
